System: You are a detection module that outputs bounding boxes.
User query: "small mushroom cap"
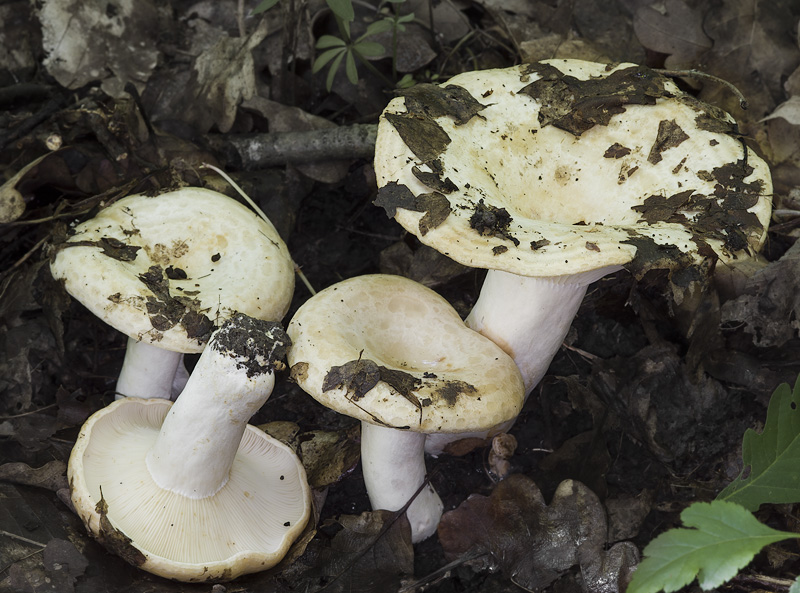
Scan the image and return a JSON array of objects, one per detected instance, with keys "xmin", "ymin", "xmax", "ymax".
[
  {"xmin": 50, "ymin": 187, "xmax": 294, "ymax": 352},
  {"xmin": 287, "ymin": 274, "xmax": 524, "ymax": 433},
  {"xmin": 68, "ymin": 398, "xmax": 310, "ymax": 582},
  {"xmin": 374, "ymin": 60, "xmax": 772, "ymax": 278}
]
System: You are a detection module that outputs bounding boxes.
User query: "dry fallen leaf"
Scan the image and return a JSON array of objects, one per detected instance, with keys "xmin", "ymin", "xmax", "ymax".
[
  {"xmin": 438, "ymin": 475, "xmax": 638, "ymax": 592},
  {"xmin": 633, "ymin": 0, "xmax": 711, "ymax": 68}
]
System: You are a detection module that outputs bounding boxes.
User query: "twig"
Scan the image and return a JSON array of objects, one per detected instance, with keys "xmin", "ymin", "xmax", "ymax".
[
  {"xmin": 656, "ymin": 68, "xmax": 748, "ymax": 110},
  {"xmin": 205, "ymin": 123, "xmax": 378, "ymax": 169},
  {"xmin": 0, "ymin": 530, "xmax": 46, "ymax": 548},
  {"xmin": 0, "ymin": 404, "xmax": 57, "ymax": 420}
]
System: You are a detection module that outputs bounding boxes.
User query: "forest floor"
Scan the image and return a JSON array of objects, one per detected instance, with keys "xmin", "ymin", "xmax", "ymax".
[{"xmin": 2, "ymin": 0, "xmax": 800, "ymax": 592}]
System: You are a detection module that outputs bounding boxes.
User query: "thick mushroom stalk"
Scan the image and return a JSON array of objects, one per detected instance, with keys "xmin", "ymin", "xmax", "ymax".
[
  {"xmin": 146, "ymin": 315, "xmax": 286, "ymax": 497},
  {"xmin": 116, "ymin": 338, "xmax": 183, "ymax": 400},
  {"xmin": 360, "ymin": 422, "xmax": 443, "ymax": 542}
]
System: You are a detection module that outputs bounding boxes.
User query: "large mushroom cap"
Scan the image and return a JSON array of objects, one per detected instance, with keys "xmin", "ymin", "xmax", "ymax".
[
  {"xmin": 68, "ymin": 397, "xmax": 310, "ymax": 582},
  {"xmin": 374, "ymin": 60, "xmax": 772, "ymax": 278},
  {"xmin": 51, "ymin": 187, "xmax": 295, "ymax": 352},
  {"xmin": 287, "ymin": 274, "xmax": 524, "ymax": 433}
]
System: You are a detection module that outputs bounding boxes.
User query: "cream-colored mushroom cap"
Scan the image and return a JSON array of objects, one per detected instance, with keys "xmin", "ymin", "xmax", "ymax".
[
  {"xmin": 51, "ymin": 187, "xmax": 295, "ymax": 352},
  {"xmin": 68, "ymin": 398, "xmax": 310, "ymax": 582},
  {"xmin": 287, "ymin": 274, "xmax": 524, "ymax": 433},
  {"xmin": 374, "ymin": 59, "xmax": 773, "ymax": 278}
]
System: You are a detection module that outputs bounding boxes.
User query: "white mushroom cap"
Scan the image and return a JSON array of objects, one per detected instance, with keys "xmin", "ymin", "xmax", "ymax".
[
  {"xmin": 287, "ymin": 274, "xmax": 523, "ymax": 542},
  {"xmin": 374, "ymin": 60, "xmax": 772, "ymax": 278},
  {"xmin": 68, "ymin": 314, "xmax": 310, "ymax": 581},
  {"xmin": 287, "ymin": 274, "xmax": 524, "ymax": 433},
  {"xmin": 51, "ymin": 187, "xmax": 295, "ymax": 353}
]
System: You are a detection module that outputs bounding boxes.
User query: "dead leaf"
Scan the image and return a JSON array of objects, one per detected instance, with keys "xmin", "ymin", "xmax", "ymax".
[
  {"xmin": 379, "ymin": 242, "xmax": 471, "ymax": 288},
  {"xmin": 37, "ymin": 0, "xmax": 166, "ymax": 97},
  {"xmin": 720, "ymin": 238, "xmax": 800, "ymax": 347},
  {"xmin": 0, "ymin": 461, "xmax": 68, "ymax": 493},
  {"xmin": 184, "ymin": 17, "xmax": 269, "ymax": 133},
  {"xmin": 309, "ymin": 510, "xmax": 414, "ymax": 593},
  {"xmin": 299, "ymin": 427, "xmax": 361, "ymax": 490},
  {"xmin": 437, "ymin": 476, "xmax": 638, "ymax": 592},
  {"xmin": 633, "ymin": 0, "xmax": 711, "ymax": 68},
  {"xmin": 762, "ymin": 96, "xmax": 800, "ymax": 126},
  {"xmin": 0, "ymin": 153, "xmax": 49, "ymax": 223}
]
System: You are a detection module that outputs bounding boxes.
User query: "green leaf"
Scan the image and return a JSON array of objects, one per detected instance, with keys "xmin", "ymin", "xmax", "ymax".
[
  {"xmin": 327, "ymin": 0, "xmax": 354, "ymax": 22},
  {"xmin": 345, "ymin": 51, "xmax": 358, "ymax": 85},
  {"xmin": 313, "ymin": 47, "xmax": 345, "ymax": 74},
  {"xmin": 363, "ymin": 19, "xmax": 393, "ymax": 37},
  {"xmin": 252, "ymin": 0, "xmax": 280, "ymax": 14},
  {"xmin": 627, "ymin": 501, "xmax": 796, "ymax": 593},
  {"xmin": 717, "ymin": 375, "xmax": 800, "ymax": 510},
  {"xmin": 316, "ymin": 34, "xmax": 347, "ymax": 49},
  {"xmin": 325, "ymin": 51, "xmax": 346, "ymax": 91},
  {"xmin": 353, "ymin": 40, "xmax": 385, "ymax": 57}
]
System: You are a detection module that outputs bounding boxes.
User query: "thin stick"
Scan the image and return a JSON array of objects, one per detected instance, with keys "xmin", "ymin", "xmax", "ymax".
[
  {"xmin": 0, "ymin": 530, "xmax": 46, "ymax": 548},
  {"xmin": 0, "ymin": 403, "xmax": 57, "ymax": 420},
  {"xmin": 201, "ymin": 163, "xmax": 318, "ymax": 296},
  {"xmin": 656, "ymin": 68, "xmax": 748, "ymax": 110}
]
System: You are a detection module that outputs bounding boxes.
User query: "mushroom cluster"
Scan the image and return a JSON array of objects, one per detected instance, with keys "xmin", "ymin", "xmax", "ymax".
[
  {"xmin": 373, "ymin": 59, "xmax": 773, "ymax": 453},
  {"xmin": 69, "ymin": 313, "xmax": 310, "ymax": 582},
  {"xmin": 51, "ymin": 187, "xmax": 294, "ymax": 400}
]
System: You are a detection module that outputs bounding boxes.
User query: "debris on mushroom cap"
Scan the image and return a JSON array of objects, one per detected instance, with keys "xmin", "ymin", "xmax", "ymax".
[
  {"xmin": 212, "ymin": 313, "xmax": 291, "ymax": 377},
  {"xmin": 50, "ymin": 187, "xmax": 295, "ymax": 352},
  {"xmin": 68, "ymin": 398, "xmax": 311, "ymax": 581},
  {"xmin": 374, "ymin": 60, "xmax": 773, "ymax": 280},
  {"xmin": 287, "ymin": 274, "xmax": 524, "ymax": 433}
]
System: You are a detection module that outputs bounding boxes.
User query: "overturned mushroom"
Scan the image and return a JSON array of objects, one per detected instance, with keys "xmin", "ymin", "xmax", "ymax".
[
  {"xmin": 286, "ymin": 274, "xmax": 524, "ymax": 542},
  {"xmin": 374, "ymin": 59, "xmax": 772, "ymax": 453},
  {"xmin": 50, "ymin": 187, "xmax": 294, "ymax": 400},
  {"xmin": 68, "ymin": 313, "xmax": 310, "ymax": 582}
]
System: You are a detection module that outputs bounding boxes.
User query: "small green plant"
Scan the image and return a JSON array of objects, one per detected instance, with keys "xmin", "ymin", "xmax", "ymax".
[
  {"xmin": 254, "ymin": 0, "xmax": 414, "ymax": 90},
  {"xmin": 628, "ymin": 375, "xmax": 800, "ymax": 593}
]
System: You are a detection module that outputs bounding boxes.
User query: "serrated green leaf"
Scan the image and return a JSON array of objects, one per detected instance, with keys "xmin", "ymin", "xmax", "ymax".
[
  {"xmin": 252, "ymin": 0, "xmax": 280, "ymax": 14},
  {"xmin": 627, "ymin": 501, "xmax": 796, "ymax": 593},
  {"xmin": 718, "ymin": 375, "xmax": 800, "ymax": 510},
  {"xmin": 327, "ymin": 0, "xmax": 354, "ymax": 21},
  {"xmin": 313, "ymin": 47, "xmax": 345, "ymax": 74},
  {"xmin": 316, "ymin": 34, "xmax": 347, "ymax": 49}
]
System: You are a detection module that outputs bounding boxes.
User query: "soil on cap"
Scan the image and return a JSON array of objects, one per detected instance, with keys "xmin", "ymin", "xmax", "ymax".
[{"xmin": 212, "ymin": 314, "xmax": 290, "ymax": 377}]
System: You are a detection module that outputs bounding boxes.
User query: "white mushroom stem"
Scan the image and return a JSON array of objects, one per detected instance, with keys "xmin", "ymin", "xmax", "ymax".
[
  {"xmin": 424, "ymin": 267, "xmax": 621, "ymax": 456},
  {"xmin": 115, "ymin": 338, "xmax": 183, "ymax": 400},
  {"xmin": 145, "ymin": 343, "xmax": 275, "ymax": 499},
  {"xmin": 360, "ymin": 421, "xmax": 443, "ymax": 543}
]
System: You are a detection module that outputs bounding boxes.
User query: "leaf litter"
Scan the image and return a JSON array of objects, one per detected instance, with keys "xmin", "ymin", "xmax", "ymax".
[{"xmin": 2, "ymin": 0, "xmax": 800, "ymax": 591}]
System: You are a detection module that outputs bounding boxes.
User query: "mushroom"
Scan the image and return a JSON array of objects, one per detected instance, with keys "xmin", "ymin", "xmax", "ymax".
[
  {"xmin": 68, "ymin": 313, "xmax": 310, "ymax": 582},
  {"xmin": 286, "ymin": 274, "xmax": 524, "ymax": 542},
  {"xmin": 50, "ymin": 187, "xmax": 294, "ymax": 400},
  {"xmin": 373, "ymin": 59, "xmax": 772, "ymax": 453}
]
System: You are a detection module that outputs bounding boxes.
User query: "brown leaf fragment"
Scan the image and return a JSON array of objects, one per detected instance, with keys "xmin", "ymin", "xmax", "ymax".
[
  {"xmin": 0, "ymin": 460, "xmax": 68, "ymax": 492},
  {"xmin": 323, "ymin": 359, "xmax": 381, "ymax": 401},
  {"xmin": 412, "ymin": 165, "xmax": 458, "ymax": 193},
  {"xmin": 378, "ymin": 367, "xmax": 421, "ymax": 400},
  {"xmin": 531, "ymin": 238, "xmax": 551, "ymax": 250},
  {"xmin": 631, "ymin": 190, "xmax": 694, "ymax": 224},
  {"xmin": 383, "ymin": 112, "xmax": 451, "ymax": 163},
  {"xmin": 438, "ymin": 476, "xmax": 637, "ymax": 592},
  {"xmin": 633, "ymin": 0, "xmax": 711, "ymax": 66},
  {"xmin": 720, "ymin": 239, "xmax": 800, "ymax": 347},
  {"xmin": 299, "ymin": 428, "xmax": 361, "ymax": 490},
  {"xmin": 520, "ymin": 63, "xmax": 672, "ymax": 135},
  {"xmin": 647, "ymin": 119, "xmax": 689, "ymax": 164},
  {"xmin": 401, "ymin": 83, "xmax": 488, "ymax": 125},
  {"xmin": 621, "ymin": 234, "xmax": 695, "ymax": 279},
  {"xmin": 374, "ymin": 182, "xmax": 451, "ymax": 235},
  {"xmin": 94, "ymin": 489, "xmax": 147, "ymax": 567},
  {"xmin": 434, "ymin": 380, "xmax": 477, "ymax": 407},
  {"xmin": 604, "ymin": 143, "xmax": 631, "ymax": 158}
]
